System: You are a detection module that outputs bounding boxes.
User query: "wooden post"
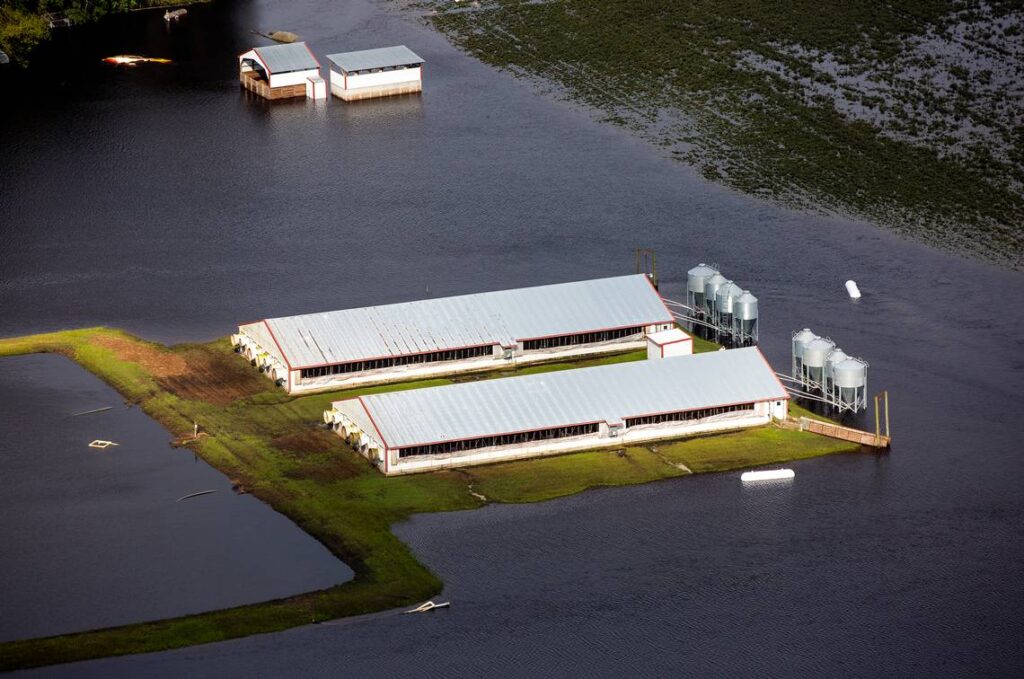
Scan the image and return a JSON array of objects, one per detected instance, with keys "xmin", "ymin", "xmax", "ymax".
[
  {"xmin": 883, "ymin": 391, "xmax": 890, "ymax": 439},
  {"xmin": 874, "ymin": 394, "xmax": 880, "ymax": 445}
]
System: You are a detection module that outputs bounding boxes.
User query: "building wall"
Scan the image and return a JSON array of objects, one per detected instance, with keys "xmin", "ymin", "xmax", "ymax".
[
  {"xmin": 269, "ymin": 68, "xmax": 321, "ymax": 89},
  {"xmin": 388, "ymin": 409, "xmax": 771, "ymax": 475},
  {"xmin": 286, "ymin": 337, "xmax": 648, "ymax": 394},
  {"xmin": 330, "ymin": 66, "xmax": 421, "ymax": 91},
  {"xmin": 325, "ymin": 399, "xmax": 784, "ymax": 476},
  {"xmin": 238, "ymin": 322, "xmax": 675, "ymax": 395},
  {"xmin": 646, "ymin": 337, "xmax": 693, "ymax": 360}
]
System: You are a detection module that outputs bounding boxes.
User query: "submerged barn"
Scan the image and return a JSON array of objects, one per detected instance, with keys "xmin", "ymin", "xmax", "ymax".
[
  {"xmin": 239, "ymin": 42, "xmax": 322, "ymax": 100},
  {"xmin": 325, "ymin": 347, "xmax": 789, "ymax": 475},
  {"xmin": 233, "ymin": 275, "xmax": 673, "ymax": 394},
  {"xmin": 325, "ymin": 45, "xmax": 424, "ymax": 101}
]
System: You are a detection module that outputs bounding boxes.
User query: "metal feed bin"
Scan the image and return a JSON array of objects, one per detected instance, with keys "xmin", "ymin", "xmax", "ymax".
[
  {"xmin": 703, "ymin": 273, "xmax": 728, "ymax": 319},
  {"xmin": 791, "ymin": 328, "xmax": 818, "ymax": 379},
  {"xmin": 686, "ymin": 264, "xmax": 719, "ymax": 314},
  {"xmin": 832, "ymin": 357, "xmax": 868, "ymax": 412},
  {"xmin": 731, "ymin": 291, "xmax": 759, "ymax": 346},
  {"xmin": 802, "ymin": 337, "xmax": 836, "ymax": 388}
]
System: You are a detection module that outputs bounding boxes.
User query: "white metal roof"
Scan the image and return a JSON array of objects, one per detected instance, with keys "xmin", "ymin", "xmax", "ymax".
[
  {"xmin": 244, "ymin": 275, "xmax": 671, "ymax": 369},
  {"xmin": 249, "ymin": 42, "xmax": 319, "ymax": 74},
  {"xmin": 325, "ymin": 45, "xmax": 424, "ymax": 73},
  {"xmin": 647, "ymin": 328, "xmax": 690, "ymax": 346},
  {"xmin": 338, "ymin": 347, "xmax": 788, "ymax": 448}
]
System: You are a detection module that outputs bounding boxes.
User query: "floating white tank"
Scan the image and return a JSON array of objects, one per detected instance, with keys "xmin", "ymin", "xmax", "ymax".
[
  {"xmin": 702, "ymin": 273, "xmax": 727, "ymax": 322},
  {"xmin": 686, "ymin": 264, "xmax": 719, "ymax": 312},
  {"xmin": 832, "ymin": 357, "xmax": 868, "ymax": 412},
  {"xmin": 802, "ymin": 337, "xmax": 836, "ymax": 387},
  {"xmin": 741, "ymin": 468, "xmax": 795, "ymax": 482},
  {"xmin": 845, "ymin": 280, "xmax": 861, "ymax": 299},
  {"xmin": 791, "ymin": 328, "xmax": 818, "ymax": 377},
  {"xmin": 732, "ymin": 291, "xmax": 759, "ymax": 345}
]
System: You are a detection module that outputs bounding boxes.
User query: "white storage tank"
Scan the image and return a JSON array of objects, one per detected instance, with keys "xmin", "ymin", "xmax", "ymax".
[
  {"xmin": 732, "ymin": 291, "xmax": 759, "ymax": 345},
  {"xmin": 703, "ymin": 273, "xmax": 728, "ymax": 318},
  {"xmin": 802, "ymin": 337, "xmax": 836, "ymax": 387},
  {"xmin": 833, "ymin": 357, "xmax": 868, "ymax": 412},
  {"xmin": 823, "ymin": 348, "xmax": 849, "ymax": 392},
  {"xmin": 791, "ymin": 328, "xmax": 818, "ymax": 378},
  {"xmin": 714, "ymin": 282, "xmax": 743, "ymax": 332},
  {"xmin": 686, "ymin": 264, "xmax": 718, "ymax": 312}
]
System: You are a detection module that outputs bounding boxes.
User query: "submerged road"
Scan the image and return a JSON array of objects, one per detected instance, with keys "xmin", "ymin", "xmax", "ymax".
[{"xmin": 1, "ymin": 0, "xmax": 1022, "ymax": 675}]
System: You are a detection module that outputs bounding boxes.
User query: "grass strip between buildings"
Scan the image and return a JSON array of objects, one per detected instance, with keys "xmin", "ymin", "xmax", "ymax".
[{"xmin": 0, "ymin": 327, "xmax": 860, "ymax": 670}]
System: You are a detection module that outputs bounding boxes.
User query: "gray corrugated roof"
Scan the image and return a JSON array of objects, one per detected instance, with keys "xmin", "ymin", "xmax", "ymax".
[
  {"xmin": 325, "ymin": 45, "xmax": 423, "ymax": 73},
  {"xmin": 253, "ymin": 42, "xmax": 319, "ymax": 74},
  {"xmin": 339, "ymin": 348, "xmax": 787, "ymax": 448},
  {"xmin": 249, "ymin": 275, "xmax": 671, "ymax": 369}
]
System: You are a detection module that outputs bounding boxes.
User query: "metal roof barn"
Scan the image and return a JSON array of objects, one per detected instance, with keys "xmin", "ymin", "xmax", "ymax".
[
  {"xmin": 341, "ymin": 347, "xmax": 787, "ymax": 449},
  {"xmin": 243, "ymin": 275, "xmax": 671, "ymax": 370},
  {"xmin": 325, "ymin": 45, "xmax": 424, "ymax": 74},
  {"xmin": 252, "ymin": 42, "xmax": 320, "ymax": 74}
]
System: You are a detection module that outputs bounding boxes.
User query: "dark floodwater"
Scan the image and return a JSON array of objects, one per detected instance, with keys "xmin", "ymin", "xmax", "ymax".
[
  {"xmin": 0, "ymin": 354, "xmax": 351, "ymax": 643},
  {"xmin": 2, "ymin": 0, "xmax": 1022, "ymax": 676}
]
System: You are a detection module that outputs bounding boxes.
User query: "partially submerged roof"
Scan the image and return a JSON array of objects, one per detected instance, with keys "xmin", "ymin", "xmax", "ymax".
[
  {"xmin": 241, "ymin": 275, "xmax": 671, "ymax": 369},
  {"xmin": 249, "ymin": 42, "xmax": 319, "ymax": 74},
  {"xmin": 325, "ymin": 45, "xmax": 423, "ymax": 73},
  {"xmin": 338, "ymin": 348, "xmax": 788, "ymax": 448}
]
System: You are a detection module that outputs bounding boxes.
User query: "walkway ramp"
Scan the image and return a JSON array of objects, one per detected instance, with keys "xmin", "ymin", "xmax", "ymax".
[{"xmin": 798, "ymin": 417, "xmax": 891, "ymax": 449}]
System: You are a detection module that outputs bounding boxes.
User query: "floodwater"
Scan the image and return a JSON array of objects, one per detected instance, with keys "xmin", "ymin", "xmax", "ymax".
[
  {"xmin": 0, "ymin": 354, "xmax": 351, "ymax": 642},
  {"xmin": 1, "ymin": 0, "xmax": 1022, "ymax": 676}
]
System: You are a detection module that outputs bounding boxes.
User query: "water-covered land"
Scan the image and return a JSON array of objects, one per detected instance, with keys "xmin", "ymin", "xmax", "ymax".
[{"xmin": 0, "ymin": 0, "xmax": 1022, "ymax": 675}]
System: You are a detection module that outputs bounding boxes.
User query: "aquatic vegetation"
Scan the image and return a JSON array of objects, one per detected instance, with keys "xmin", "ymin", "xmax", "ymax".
[{"xmin": 409, "ymin": 0, "xmax": 1024, "ymax": 268}]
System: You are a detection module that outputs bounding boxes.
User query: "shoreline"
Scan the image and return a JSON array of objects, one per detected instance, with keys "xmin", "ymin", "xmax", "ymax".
[{"xmin": 0, "ymin": 327, "xmax": 861, "ymax": 670}]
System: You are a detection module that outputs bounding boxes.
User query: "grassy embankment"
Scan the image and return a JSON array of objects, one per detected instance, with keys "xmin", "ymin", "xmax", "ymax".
[
  {"xmin": 416, "ymin": 0, "xmax": 1023, "ymax": 267},
  {"xmin": 0, "ymin": 327, "xmax": 857, "ymax": 670}
]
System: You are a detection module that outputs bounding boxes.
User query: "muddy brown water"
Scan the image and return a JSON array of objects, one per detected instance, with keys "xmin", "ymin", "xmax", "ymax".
[{"xmin": 1, "ymin": 0, "xmax": 1022, "ymax": 675}]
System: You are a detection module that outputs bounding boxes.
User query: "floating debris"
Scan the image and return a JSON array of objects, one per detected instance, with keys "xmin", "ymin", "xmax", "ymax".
[
  {"xmin": 740, "ymin": 469, "xmax": 794, "ymax": 482},
  {"xmin": 102, "ymin": 55, "xmax": 172, "ymax": 66},
  {"xmin": 845, "ymin": 280, "xmax": 862, "ymax": 299},
  {"xmin": 72, "ymin": 406, "xmax": 112, "ymax": 417},
  {"xmin": 164, "ymin": 8, "xmax": 187, "ymax": 22},
  {"xmin": 176, "ymin": 489, "xmax": 217, "ymax": 502},
  {"xmin": 253, "ymin": 30, "xmax": 299, "ymax": 44},
  {"xmin": 405, "ymin": 600, "xmax": 450, "ymax": 614},
  {"xmin": 88, "ymin": 440, "xmax": 119, "ymax": 449}
]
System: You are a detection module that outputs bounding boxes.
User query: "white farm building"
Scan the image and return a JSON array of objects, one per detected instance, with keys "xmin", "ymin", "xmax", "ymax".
[
  {"xmin": 232, "ymin": 275, "xmax": 674, "ymax": 395},
  {"xmin": 239, "ymin": 42, "xmax": 322, "ymax": 100},
  {"xmin": 325, "ymin": 45, "xmax": 424, "ymax": 101},
  {"xmin": 324, "ymin": 347, "xmax": 789, "ymax": 475}
]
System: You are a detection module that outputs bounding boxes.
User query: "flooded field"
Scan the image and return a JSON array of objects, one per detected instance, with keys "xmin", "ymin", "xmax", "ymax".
[
  {"xmin": 0, "ymin": 0, "xmax": 1021, "ymax": 675},
  {"xmin": 419, "ymin": 0, "xmax": 1024, "ymax": 267},
  {"xmin": 0, "ymin": 354, "xmax": 351, "ymax": 642}
]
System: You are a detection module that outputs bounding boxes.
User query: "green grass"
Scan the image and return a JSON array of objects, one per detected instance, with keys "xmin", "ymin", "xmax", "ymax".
[
  {"xmin": 0, "ymin": 327, "xmax": 859, "ymax": 670},
  {"xmin": 418, "ymin": 0, "xmax": 1023, "ymax": 267}
]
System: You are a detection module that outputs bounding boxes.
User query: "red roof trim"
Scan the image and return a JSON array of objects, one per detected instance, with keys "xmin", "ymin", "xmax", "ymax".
[
  {"xmin": 263, "ymin": 320, "xmax": 292, "ymax": 370},
  {"xmin": 357, "ymin": 396, "xmax": 391, "ymax": 451},
  {"xmin": 641, "ymin": 273, "xmax": 677, "ymax": 324},
  {"xmin": 252, "ymin": 47, "xmax": 273, "ymax": 75},
  {"xmin": 303, "ymin": 42, "xmax": 321, "ymax": 69},
  {"xmin": 754, "ymin": 346, "xmax": 791, "ymax": 402}
]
